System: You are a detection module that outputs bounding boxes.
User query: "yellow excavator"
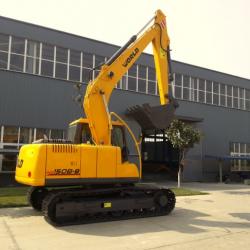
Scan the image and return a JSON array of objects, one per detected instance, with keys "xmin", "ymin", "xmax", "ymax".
[{"xmin": 15, "ymin": 9, "xmax": 177, "ymax": 226}]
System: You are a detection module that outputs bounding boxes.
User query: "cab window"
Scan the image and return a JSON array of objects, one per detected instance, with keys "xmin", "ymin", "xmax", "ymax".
[
  {"xmin": 111, "ymin": 126, "xmax": 125, "ymax": 148},
  {"xmin": 112, "ymin": 126, "xmax": 128, "ymax": 162},
  {"xmin": 67, "ymin": 123, "xmax": 92, "ymax": 144},
  {"xmin": 81, "ymin": 124, "xmax": 92, "ymax": 144}
]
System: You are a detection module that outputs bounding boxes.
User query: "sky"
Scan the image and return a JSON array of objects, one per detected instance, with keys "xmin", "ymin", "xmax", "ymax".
[{"xmin": 0, "ymin": 0, "xmax": 249, "ymax": 79}]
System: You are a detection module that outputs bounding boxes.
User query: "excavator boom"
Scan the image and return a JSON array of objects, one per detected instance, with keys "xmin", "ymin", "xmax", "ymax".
[{"xmin": 84, "ymin": 9, "xmax": 176, "ymax": 145}]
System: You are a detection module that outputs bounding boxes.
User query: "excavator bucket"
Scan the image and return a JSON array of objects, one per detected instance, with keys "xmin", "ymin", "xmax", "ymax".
[{"xmin": 126, "ymin": 102, "xmax": 177, "ymax": 131}]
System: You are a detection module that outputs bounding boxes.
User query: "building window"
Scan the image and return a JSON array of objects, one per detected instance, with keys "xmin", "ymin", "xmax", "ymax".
[
  {"xmin": 42, "ymin": 43, "xmax": 54, "ymax": 60},
  {"xmin": 128, "ymin": 65, "xmax": 137, "ymax": 91},
  {"xmin": 120, "ymin": 75, "xmax": 127, "ymax": 90},
  {"xmin": 148, "ymin": 81, "xmax": 156, "ymax": 95},
  {"xmin": 213, "ymin": 82, "xmax": 219, "ymax": 105},
  {"xmin": 227, "ymin": 85, "xmax": 233, "ymax": 108},
  {"xmin": 0, "ymin": 33, "xmax": 9, "ymax": 69},
  {"xmin": 55, "ymin": 46, "xmax": 68, "ymax": 79},
  {"xmin": 0, "ymin": 51, "xmax": 8, "ymax": 69},
  {"xmin": 173, "ymin": 73, "xmax": 182, "ymax": 99},
  {"xmin": 82, "ymin": 53, "xmax": 93, "ymax": 83},
  {"xmin": 69, "ymin": 49, "xmax": 81, "ymax": 81},
  {"xmin": 147, "ymin": 67, "xmax": 156, "ymax": 95},
  {"xmin": 69, "ymin": 65, "xmax": 80, "ymax": 82},
  {"xmin": 26, "ymin": 40, "xmax": 40, "ymax": 74},
  {"xmin": 230, "ymin": 142, "xmax": 250, "ymax": 171},
  {"xmin": 0, "ymin": 33, "xmax": 9, "ymax": 52},
  {"xmin": 220, "ymin": 83, "xmax": 226, "ymax": 106},
  {"xmin": 11, "ymin": 36, "xmax": 25, "ymax": 54},
  {"xmin": 82, "ymin": 52, "xmax": 93, "ymax": 68},
  {"xmin": 198, "ymin": 79, "xmax": 205, "ymax": 103},
  {"xmin": 94, "ymin": 55, "xmax": 105, "ymax": 78},
  {"xmin": 206, "ymin": 80, "xmax": 212, "ymax": 104},
  {"xmin": 55, "ymin": 62, "xmax": 67, "ymax": 79},
  {"xmin": 128, "ymin": 77, "xmax": 137, "ymax": 91},
  {"xmin": 50, "ymin": 129, "xmax": 64, "ymax": 139},
  {"xmin": 239, "ymin": 88, "xmax": 245, "ymax": 110},
  {"xmin": 148, "ymin": 66, "xmax": 156, "ymax": 82},
  {"xmin": 138, "ymin": 64, "xmax": 146, "ymax": 93},
  {"xmin": 70, "ymin": 49, "xmax": 81, "ymax": 66},
  {"xmin": 41, "ymin": 43, "xmax": 54, "ymax": 77},
  {"xmin": 35, "ymin": 128, "xmax": 50, "ymax": 140},
  {"xmin": 1, "ymin": 148, "xmax": 17, "ymax": 172},
  {"xmin": 190, "ymin": 77, "xmax": 198, "ymax": 102},
  {"xmin": 41, "ymin": 60, "xmax": 54, "ymax": 77},
  {"xmin": 245, "ymin": 89, "xmax": 250, "ymax": 111},
  {"xmin": 19, "ymin": 127, "xmax": 33, "ymax": 144},
  {"xmin": 9, "ymin": 36, "xmax": 25, "ymax": 72},
  {"xmin": 10, "ymin": 54, "xmax": 24, "ymax": 72},
  {"xmin": 3, "ymin": 126, "xmax": 18, "ymax": 143},
  {"xmin": 82, "ymin": 68, "xmax": 91, "ymax": 83},
  {"xmin": 233, "ymin": 86, "xmax": 239, "ymax": 109},
  {"xmin": 183, "ymin": 75, "xmax": 190, "ymax": 100}
]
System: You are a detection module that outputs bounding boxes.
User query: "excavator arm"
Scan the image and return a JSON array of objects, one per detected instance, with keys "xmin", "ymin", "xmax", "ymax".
[{"xmin": 83, "ymin": 9, "xmax": 175, "ymax": 145}]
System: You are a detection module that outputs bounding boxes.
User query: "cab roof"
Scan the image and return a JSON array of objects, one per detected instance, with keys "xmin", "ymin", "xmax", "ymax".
[{"xmin": 69, "ymin": 118, "xmax": 123, "ymax": 126}]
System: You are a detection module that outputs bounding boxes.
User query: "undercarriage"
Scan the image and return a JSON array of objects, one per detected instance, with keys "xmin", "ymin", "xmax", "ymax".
[{"xmin": 28, "ymin": 184, "xmax": 176, "ymax": 226}]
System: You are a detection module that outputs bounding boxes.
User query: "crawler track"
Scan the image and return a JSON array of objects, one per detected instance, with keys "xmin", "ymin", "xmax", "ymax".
[{"xmin": 41, "ymin": 185, "xmax": 176, "ymax": 226}]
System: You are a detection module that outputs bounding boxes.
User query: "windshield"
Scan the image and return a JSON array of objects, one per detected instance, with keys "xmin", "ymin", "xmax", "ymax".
[{"xmin": 67, "ymin": 123, "xmax": 93, "ymax": 144}]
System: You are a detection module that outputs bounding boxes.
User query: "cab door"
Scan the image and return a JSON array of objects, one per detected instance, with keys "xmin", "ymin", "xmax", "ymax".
[
  {"xmin": 96, "ymin": 125, "xmax": 127, "ymax": 178},
  {"xmin": 96, "ymin": 145, "xmax": 117, "ymax": 178}
]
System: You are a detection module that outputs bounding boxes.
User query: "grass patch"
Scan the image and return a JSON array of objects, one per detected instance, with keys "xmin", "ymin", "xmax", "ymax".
[
  {"xmin": 0, "ymin": 196, "xmax": 28, "ymax": 208},
  {"xmin": 0, "ymin": 187, "xmax": 29, "ymax": 208},
  {"xmin": 0, "ymin": 187, "xmax": 29, "ymax": 197},
  {"xmin": 0, "ymin": 186, "xmax": 208, "ymax": 208},
  {"xmin": 171, "ymin": 187, "xmax": 208, "ymax": 196}
]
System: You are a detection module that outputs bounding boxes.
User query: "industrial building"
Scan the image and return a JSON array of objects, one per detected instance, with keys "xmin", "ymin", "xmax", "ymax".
[{"xmin": 0, "ymin": 16, "xmax": 250, "ymax": 186}]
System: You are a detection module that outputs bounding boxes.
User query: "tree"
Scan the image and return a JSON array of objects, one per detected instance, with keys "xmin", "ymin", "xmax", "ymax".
[{"xmin": 166, "ymin": 119, "xmax": 201, "ymax": 188}]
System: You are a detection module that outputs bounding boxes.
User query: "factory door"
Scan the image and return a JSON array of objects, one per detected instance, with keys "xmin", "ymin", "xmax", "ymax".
[{"xmin": 141, "ymin": 130, "xmax": 179, "ymax": 180}]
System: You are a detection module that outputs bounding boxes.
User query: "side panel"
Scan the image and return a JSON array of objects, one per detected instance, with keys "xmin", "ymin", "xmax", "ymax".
[
  {"xmin": 96, "ymin": 146, "xmax": 117, "ymax": 178},
  {"xmin": 117, "ymin": 163, "xmax": 139, "ymax": 178},
  {"xmin": 46, "ymin": 144, "xmax": 81, "ymax": 179},
  {"xmin": 80, "ymin": 145, "xmax": 97, "ymax": 178},
  {"xmin": 15, "ymin": 144, "xmax": 46, "ymax": 186}
]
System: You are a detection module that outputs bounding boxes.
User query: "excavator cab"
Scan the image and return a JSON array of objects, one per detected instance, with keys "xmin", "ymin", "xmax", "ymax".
[
  {"xmin": 67, "ymin": 120, "xmax": 93, "ymax": 144},
  {"xmin": 67, "ymin": 118, "xmax": 129, "ymax": 162}
]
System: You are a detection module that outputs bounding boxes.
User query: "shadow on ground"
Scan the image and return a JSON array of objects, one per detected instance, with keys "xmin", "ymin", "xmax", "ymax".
[
  {"xmin": 0, "ymin": 207, "xmax": 40, "ymax": 218},
  {"xmin": 1, "ymin": 206, "xmax": 250, "ymax": 237},
  {"xmin": 57, "ymin": 207, "xmax": 250, "ymax": 237},
  {"xmin": 176, "ymin": 183, "xmax": 250, "ymax": 192},
  {"xmin": 224, "ymin": 190, "xmax": 250, "ymax": 195},
  {"xmin": 230, "ymin": 213, "xmax": 250, "ymax": 221}
]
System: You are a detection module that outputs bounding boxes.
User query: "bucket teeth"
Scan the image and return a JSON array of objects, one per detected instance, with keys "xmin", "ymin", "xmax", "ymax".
[{"xmin": 126, "ymin": 103, "xmax": 176, "ymax": 130}]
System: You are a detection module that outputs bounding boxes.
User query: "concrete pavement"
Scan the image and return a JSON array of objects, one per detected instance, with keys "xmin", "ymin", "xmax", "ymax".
[{"xmin": 0, "ymin": 183, "xmax": 250, "ymax": 250}]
